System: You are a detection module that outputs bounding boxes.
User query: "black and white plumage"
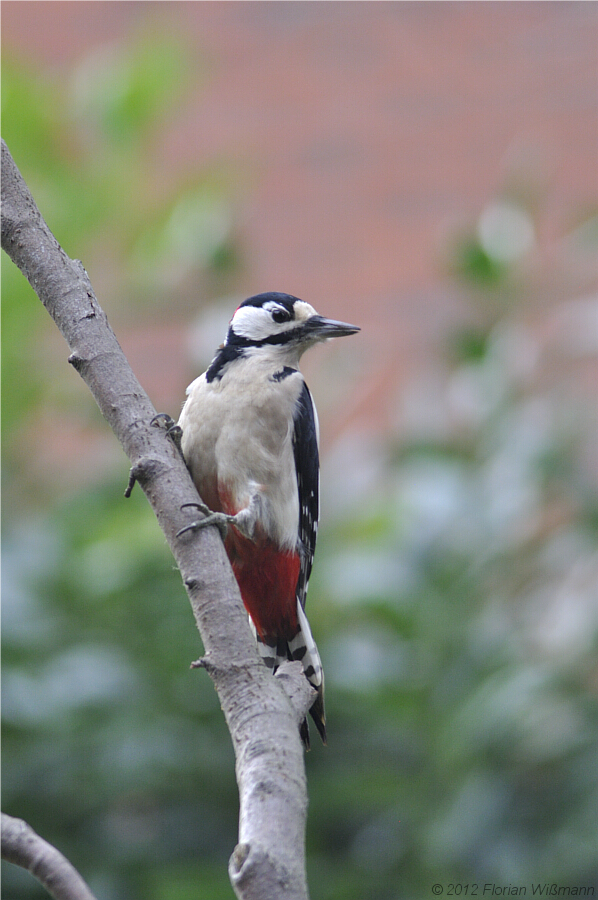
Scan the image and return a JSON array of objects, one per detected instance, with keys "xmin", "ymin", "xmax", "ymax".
[{"xmin": 177, "ymin": 292, "xmax": 359, "ymax": 746}]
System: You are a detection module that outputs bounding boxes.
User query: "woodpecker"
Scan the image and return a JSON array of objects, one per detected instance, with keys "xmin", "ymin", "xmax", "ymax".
[{"xmin": 176, "ymin": 292, "xmax": 360, "ymax": 747}]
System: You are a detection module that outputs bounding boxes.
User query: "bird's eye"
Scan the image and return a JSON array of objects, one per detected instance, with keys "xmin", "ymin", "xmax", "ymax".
[{"xmin": 271, "ymin": 308, "xmax": 291, "ymax": 324}]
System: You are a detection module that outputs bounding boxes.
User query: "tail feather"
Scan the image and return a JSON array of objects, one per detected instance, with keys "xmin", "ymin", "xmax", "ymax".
[
  {"xmin": 291, "ymin": 602, "xmax": 326, "ymax": 745},
  {"xmin": 251, "ymin": 601, "xmax": 326, "ymax": 748}
]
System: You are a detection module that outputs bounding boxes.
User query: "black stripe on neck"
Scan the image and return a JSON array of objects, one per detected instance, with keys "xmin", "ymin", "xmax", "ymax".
[
  {"xmin": 271, "ymin": 366, "xmax": 297, "ymax": 382},
  {"xmin": 205, "ymin": 344, "xmax": 246, "ymax": 382}
]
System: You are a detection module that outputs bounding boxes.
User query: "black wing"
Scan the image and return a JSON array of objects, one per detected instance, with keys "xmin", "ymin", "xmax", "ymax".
[{"xmin": 292, "ymin": 380, "xmax": 320, "ymax": 608}]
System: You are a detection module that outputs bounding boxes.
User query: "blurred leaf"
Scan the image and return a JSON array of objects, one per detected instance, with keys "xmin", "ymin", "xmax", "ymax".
[
  {"xmin": 449, "ymin": 327, "xmax": 491, "ymax": 363},
  {"xmin": 450, "ymin": 236, "xmax": 507, "ymax": 286},
  {"xmin": 71, "ymin": 35, "xmax": 191, "ymax": 144}
]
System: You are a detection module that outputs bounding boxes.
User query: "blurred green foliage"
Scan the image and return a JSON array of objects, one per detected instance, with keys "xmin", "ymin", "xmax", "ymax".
[
  {"xmin": 3, "ymin": 32, "xmax": 598, "ymax": 900},
  {"xmin": 2, "ymin": 34, "xmax": 239, "ymax": 454}
]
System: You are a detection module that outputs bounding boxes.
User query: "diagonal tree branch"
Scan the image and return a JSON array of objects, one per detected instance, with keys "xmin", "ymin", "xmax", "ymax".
[
  {"xmin": 1, "ymin": 139, "xmax": 313, "ymax": 900},
  {"xmin": 1, "ymin": 814, "xmax": 98, "ymax": 900}
]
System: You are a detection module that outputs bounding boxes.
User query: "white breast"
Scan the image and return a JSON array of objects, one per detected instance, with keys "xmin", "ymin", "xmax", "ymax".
[{"xmin": 178, "ymin": 355, "xmax": 304, "ymax": 549}]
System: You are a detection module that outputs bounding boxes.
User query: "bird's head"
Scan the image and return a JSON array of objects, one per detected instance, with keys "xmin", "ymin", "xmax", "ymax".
[{"xmin": 225, "ymin": 292, "xmax": 360, "ymax": 359}]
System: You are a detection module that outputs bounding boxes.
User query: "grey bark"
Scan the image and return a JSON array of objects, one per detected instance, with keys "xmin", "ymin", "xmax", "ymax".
[{"xmin": 1, "ymin": 139, "xmax": 313, "ymax": 900}]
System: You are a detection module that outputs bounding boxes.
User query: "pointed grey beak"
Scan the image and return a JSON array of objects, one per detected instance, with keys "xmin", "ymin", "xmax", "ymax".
[{"xmin": 303, "ymin": 315, "xmax": 361, "ymax": 340}]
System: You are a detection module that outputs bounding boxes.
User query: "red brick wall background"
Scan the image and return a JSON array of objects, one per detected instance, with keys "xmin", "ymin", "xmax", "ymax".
[{"xmin": 4, "ymin": 2, "xmax": 597, "ymax": 444}]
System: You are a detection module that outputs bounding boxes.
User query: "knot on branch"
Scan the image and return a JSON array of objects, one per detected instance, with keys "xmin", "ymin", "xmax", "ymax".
[
  {"xmin": 229, "ymin": 842, "xmax": 297, "ymax": 896},
  {"xmin": 124, "ymin": 456, "xmax": 170, "ymax": 496},
  {"xmin": 190, "ymin": 654, "xmax": 260, "ymax": 680},
  {"xmin": 190, "ymin": 655, "xmax": 211, "ymax": 672},
  {"xmin": 68, "ymin": 351, "xmax": 87, "ymax": 373}
]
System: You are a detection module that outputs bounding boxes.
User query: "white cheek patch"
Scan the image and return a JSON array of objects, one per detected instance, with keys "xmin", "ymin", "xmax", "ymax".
[{"xmin": 230, "ymin": 306, "xmax": 274, "ymax": 341}]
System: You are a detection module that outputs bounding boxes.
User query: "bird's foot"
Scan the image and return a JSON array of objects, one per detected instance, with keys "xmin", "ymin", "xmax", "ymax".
[
  {"xmin": 151, "ymin": 413, "xmax": 184, "ymax": 458},
  {"xmin": 177, "ymin": 502, "xmax": 234, "ymax": 541}
]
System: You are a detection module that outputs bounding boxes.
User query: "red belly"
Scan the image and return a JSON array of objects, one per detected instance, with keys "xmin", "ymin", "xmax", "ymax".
[{"xmin": 225, "ymin": 527, "xmax": 300, "ymax": 642}]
